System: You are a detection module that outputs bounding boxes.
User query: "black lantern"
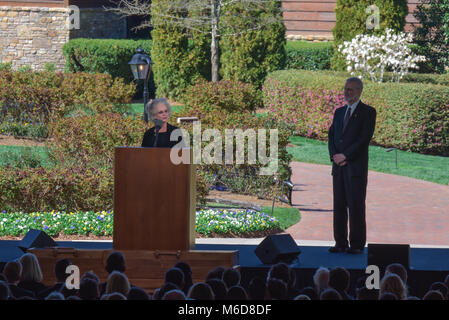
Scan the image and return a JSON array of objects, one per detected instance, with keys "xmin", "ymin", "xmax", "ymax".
[{"xmin": 129, "ymin": 47, "xmax": 153, "ymax": 122}]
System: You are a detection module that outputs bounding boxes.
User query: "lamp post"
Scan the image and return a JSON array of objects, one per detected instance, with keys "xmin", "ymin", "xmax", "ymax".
[{"xmin": 128, "ymin": 47, "xmax": 153, "ymax": 123}]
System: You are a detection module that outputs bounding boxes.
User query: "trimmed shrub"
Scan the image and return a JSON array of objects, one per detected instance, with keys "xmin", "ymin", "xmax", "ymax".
[
  {"xmin": 332, "ymin": 0, "xmax": 408, "ymax": 70},
  {"xmin": 285, "ymin": 41, "xmax": 334, "ymax": 70},
  {"xmin": 181, "ymin": 79, "xmax": 263, "ymax": 115},
  {"xmin": 264, "ymin": 70, "xmax": 449, "ymax": 156},
  {"xmin": 47, "ymin": 113, "xmax": 145, "ymax": 169},
  {"xmin": 63, "ymin": 39, "xmax": 152, "ymax": 83},
  {"xmin": 0, "ymin": 166, "xmax": 113, "ymax": 212},
  {"xmin": 220, "ymin": 0, "xmax": 286, "ymax": 87}
]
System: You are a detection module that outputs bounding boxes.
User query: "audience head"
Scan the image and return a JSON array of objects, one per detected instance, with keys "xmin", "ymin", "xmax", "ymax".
[
  {"xmin": 380, "ymin": 273, "xmax": 407, "ymax": 300},
  {"xmin": 79, "ymin": 278, "xmax": 99, "ymax": 300},
  {"xmin": 226, "ymin": 285, "xmax": 248, "ymax": 300},
  {"xmin": 66, "ymin": 295, "xmax": 81, "ymax": 300},
  {"xmin": 187, "ymin": 282, "xmax": 214, "ymax": 300},
  {"xmin": 54, "ymin": 258, "xmax": 72, "ymax": 283},
  {"xmin": 105, "ymin": 251, "xmax": 126, "ymax": 274},
  {"xmin": 294, "ymin": 294, "xmax": 311, "ymax": 300},
  {"xmin": 313, "ymin": 267, "xmax": 330, "ymax": 294},
  {"xmin": 300, "ymin": 286, "xmax": 318, "ymax": 300},
  {"xmin": 222, "ymin": 268, "xmax": 241, "ymax": 288},
  {"xmin": 385, "ymin": 263, "xmax": 408, "ymax": 285},
  {"xmin": 127, "ymin": 287, "xmax": 150, "ymax": 300},
  {"xmin": 19, "ymin": 253, "xmax": 43, "ymax": 283},
  {"xmin": 3, "ymin": 261, "xmax": 22, "ymax": 284},
  {"xmin": 102, "ymin": 292, "xmax": 127, "ymax": 300},
  {"xmin": 0, "ymin": 280, "xmax": 10, "ymax": 300},
  {"xmin": 407, "ymin": 296, "xmax": 420, "ymax": 300},
  {"xmin": 444, "ymin": 274, "xmax": 449, "ymax": 291},
  {"xmin": 248, "ymin": 276, "xmax": 267, "ymax": 300},
  {"xmin": 206, "ymin": 266, "xmax": 225, "ymax": 282},
  {"xmin": 320, "ymin": 288, "xmax": 342, "ymax": 300},
  {"xmin": 153, "ymin": 282, "xmax": 178, "ymax": 300},
  {"xmin": 423, "ymin": 290, "xmax": 444, "ymax": 300},
  {"xmin": 329, "ymin": 267, "xmax": 350, "ymax": 293},
  {"xmin": 206, "ymin": 278, "xmax": 227, "ymax": 300},
  {"xmin": 105, "ymin": 271, "xmax": 130, "ymax": 296},
  {"xmin": 267, "ymin": 263, "xmax": 291, "ymax": 289},
  {"xmin": 165, "ymin": 267, "xmax": 185, "ymax": 290},
  {"xmin": 81, "ymin": 270, "xmax": 100, "ymax": 283},
  {"xmin": 429, "ymin": 282, "xmax": 448, "ymax": 300},
  {"xmin": 45, "ymin": 292, "xmax": 65, "ymax": 300},
  {"xmin": 162, "ymin": 289, "xmax": 186, "ymax": 300},
  {"xmin": 379, "ymin": 292, "xmax": 397, "ymax": 300},
  {"xmin": 174, "ymin": 261, "xmax": 193, "ymax": 293},
  {"xmin": 267, "ymin": 278, "xmax": 287, "ymax": 300},
  {"xmin": 356, "ymin": 286, "xmax": 379, "ymax": 300}
]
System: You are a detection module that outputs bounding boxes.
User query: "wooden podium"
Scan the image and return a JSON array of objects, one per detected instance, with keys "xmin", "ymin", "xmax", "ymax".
[
  {"xmin": 30, "ymin": 147, "xmax": 239, "ymax": 294},
  {"xmin": 113, "ymin": 147, "xmax": 196, "ymax": 251}
]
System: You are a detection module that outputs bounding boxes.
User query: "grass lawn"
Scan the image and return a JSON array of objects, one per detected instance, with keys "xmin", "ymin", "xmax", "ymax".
[
  {"xmin": 288, "ymin": 135, "xmax": 449, "ymax": 185},
  {"xmin": 286, "ymin": 40, "xmax": 333, "ymax": 51},
  {"xmin": 128, "ymin": 103, "xmax": 184, "ymax": 115}
]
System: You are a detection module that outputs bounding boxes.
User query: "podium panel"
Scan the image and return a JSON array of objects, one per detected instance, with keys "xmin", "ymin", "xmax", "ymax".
[{"xmin": 113, "ymin": 147, "xmax": 196, "ymax": 251}]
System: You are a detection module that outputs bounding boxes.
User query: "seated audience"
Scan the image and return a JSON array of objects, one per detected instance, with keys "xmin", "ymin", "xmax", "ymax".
[
  {"xmin": 423, "ymin": 290, "xmax": 444, "ymax": 300},
  {"xmin": 2, "ymin": 261, "xmax": 34, "ymax": 299},
  {"xmin": 267, "ymin": 278, "xmax": 287, "ymax": 300},
  {"xmin": 294, "ymin": 294, "xmax": 311, "ymax": 300},
  {"xmin": 105, "ymin": 271, "xmax": 130, "ymax": 297},
  {"xmin": 187, "ymin": 282, "xmax": 215, "ymax": 300},
  {"xmin": 356, "ymin": 286, "xmax": 379, "ymax": 300},
  {"xmin": 222, "ymin": 268, "xmax": 241, "ymax": 289},
  {"xmin": 101, "ymin": 292, "xmax": 127, "ymax": 300},
  {"xmin": 320, "ymin": 288, "xmax": 342, "ymax": 300},
  {"xmin": 174, "ymin": 262, "xmax": 193, "ymax": 295},
  {"xmin": 79, "ymin": 278, "xmax": 99, "ymax": 300},
  {"xmin": 153, "ymin": 282, "xmax": 178, "ymax": 300},
  {"xmin": 127, "ymin": 287, "xmax": 150, "ymax": 300},
  {"xmin": 0, "ymin": 281, "xmax": 10, "ymax": 300},
  {"xmin": 162, "ymin": 289, "xmax": 186, "ymax": 300},
  {"xmin": 226, "ymin": 285, "xmax": 248, "ymax": 300},
  {"xmin": 18, "ymin": 253, "xmax": 48, "ymax": 296},
  {"xmin": 313, "ymin": 267, "xmax": 330, "ymax": 296},
  {"xmin": 385, "ymin": 263, "xmax": 408, "ymax": 285},
  {"xmin": 37, "ymin": 258, "xmax": 72, "ymax": 299},
  {"xmin": 100, "ymin": 251, "xmax": 127, "ymax": 295},
  {"xmin": 206, "ymin": 266, "xmax": 225, "ymax": 282},
  {"xmin": 329, "ymin": 267, "xmax": 353, "ymax": 300},
  {"xmin": 164, "ymin": 267, "xmax": 185, "ymax": 291},
  {"xmin": 429, "ymin": 282, "xmax": 448, "ymax": 300},
  {"xmin": 379, "ymin": 292, "xmax": 397, "ymax": 300},
  {"xmin": 206, "ymin": 278, "xmax": 227, "ymax": 300},
  {"xmin": 379, "ymin": 273, "xmax": 407, "ymax": 300},
  {"xmin": 247, "ymin": 276, "xmax": 267, "ymax": 300},
  {"xmin": 45, "ymin": 291, "xmax": 65, "ymax": 300},
  {"xmin": 299, "ymin": 286, "xmax": 318, "ymax": 301}
]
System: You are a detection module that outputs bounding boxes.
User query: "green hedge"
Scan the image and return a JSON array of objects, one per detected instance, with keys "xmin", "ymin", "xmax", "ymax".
[
  {"xmin": 285, "ymin": 41, "xmax": 334, "ymax": 70},
  {"xmin": 264, "ymin": 70, "xmax": 449, "ymax": 156}
]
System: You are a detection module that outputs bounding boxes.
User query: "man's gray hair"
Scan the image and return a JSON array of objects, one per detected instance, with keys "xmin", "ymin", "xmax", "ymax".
[
  {"xmin": 145, "ymin": 98, "xmax": 172, "ymax": 122},
  {"xmin": 346, "ymin": 77, "xmax": 363, "ymax": 92}
]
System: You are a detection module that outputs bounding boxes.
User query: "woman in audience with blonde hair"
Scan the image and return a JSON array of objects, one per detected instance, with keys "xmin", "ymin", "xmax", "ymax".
[
  {"xmin": 313, "ymin": 267, "xmax": 330, "ymax": 296},
  {"xmin": 379, "ymin": 273, "xmax": 407, "ymax": 300},
  {"xmin": 18, "ymin": 253, "xmax": 48, "ymax": 296},
  {"xmin": 105, "ymin": 271, "xmax": 130, "ymax": 297}
]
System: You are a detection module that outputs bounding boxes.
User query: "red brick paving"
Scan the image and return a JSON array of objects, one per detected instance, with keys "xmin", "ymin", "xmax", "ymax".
[{"xmin": 286, "ymin": 162, "xmax": 449, "ymax": 246}]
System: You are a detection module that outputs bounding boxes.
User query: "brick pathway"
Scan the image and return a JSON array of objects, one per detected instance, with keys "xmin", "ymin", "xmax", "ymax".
[{"xmin": 286, "ymin": 162, "xmax": 449, "ymax": 246}]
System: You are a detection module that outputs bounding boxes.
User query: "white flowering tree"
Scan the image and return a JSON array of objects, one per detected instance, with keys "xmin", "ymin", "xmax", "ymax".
[{"xmin": 338, "ymin": 29, "xmax": 426, "ymax": 83}]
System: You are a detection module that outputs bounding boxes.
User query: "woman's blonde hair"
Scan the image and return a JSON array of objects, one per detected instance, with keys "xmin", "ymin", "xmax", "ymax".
[
  {"xmin": 145, "ymin": 98, "xmax": 172, "ymax": 122},
  {"xmin": 380, "ymin": 273, "xmax": 407, "ymax": 300},
  {"xmin": 19, "ymin": 253, "xmax": 43, "ymax": 283},
  {"xmin": 105, "ymin": 271, "xmax": 130, "ymax": 296}
]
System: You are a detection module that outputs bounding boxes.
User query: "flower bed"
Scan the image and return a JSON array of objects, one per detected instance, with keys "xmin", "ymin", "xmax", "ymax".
[{"xmin": 0, "ymin": 209, "xmax": 281, "ymax": 237}]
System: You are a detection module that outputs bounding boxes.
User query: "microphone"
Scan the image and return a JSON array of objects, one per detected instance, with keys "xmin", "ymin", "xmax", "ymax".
[{"xmin": 153, "ymin": 119, "xmax": 164, "ymax": 147}]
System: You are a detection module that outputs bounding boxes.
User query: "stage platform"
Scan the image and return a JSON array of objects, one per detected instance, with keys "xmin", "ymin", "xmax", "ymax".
[{"xmin": 1, "ymin": 239, "xmax": 448, "ymax": 299}]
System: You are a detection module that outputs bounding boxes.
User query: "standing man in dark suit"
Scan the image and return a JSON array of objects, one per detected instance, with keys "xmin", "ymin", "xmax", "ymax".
[{"xmin": 328, "ymin": 77, "xmax": 376, "ymax": 254}]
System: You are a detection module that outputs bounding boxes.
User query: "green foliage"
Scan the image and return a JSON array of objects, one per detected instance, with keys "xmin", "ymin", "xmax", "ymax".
[
  {"xmin": 63, "ymin": 38, "xmax": 152, "ymax": 83},
  {"xmin": 264, "ymin": 70, "xmax": 449, "ymax": 156},
  {"xmin": 220, "ymin": 0, "xmax": 286, "ymax": 87},
  {"xmin": 0, "ymin": 62, "xmax": 12, "ymax": 71},
  {"xmin": 47, "ymin": 113, "xmax": 145, "ymax": 169},
  {"xmin": 413, "ymin": 0, "xmax": 449, "ymax": 74},
  {"xmin": 285, "ymin": 41, "xmax": 334, "ymax": 70},
  {"xmin": 0, "ymin": 146, "xmax": 46, "ymax": 169},
  {"xmin": 0, "ymin": 166, "xmax": 113, "ymax": 212},
  {"xmin": 182, "ymin": 79, "xmax": 263, "ymax": 114},
  {"xmin": 332, "ymin": 0, "xmax": 408, "ymax": 70}
]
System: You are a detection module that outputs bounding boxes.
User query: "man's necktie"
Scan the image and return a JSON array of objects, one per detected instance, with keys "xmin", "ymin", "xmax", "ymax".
[{"xmin": 343, "ymin": 106, "xmax": 351, "ymax": 131}]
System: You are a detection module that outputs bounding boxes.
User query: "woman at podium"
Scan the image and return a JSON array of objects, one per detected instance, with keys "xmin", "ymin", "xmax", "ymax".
[{"xmin": 141, "ymin": 98, "xmax": 184, "ymax": 148}]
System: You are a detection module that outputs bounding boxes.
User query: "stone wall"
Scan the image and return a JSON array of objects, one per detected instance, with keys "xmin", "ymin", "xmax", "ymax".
[
  {"xmin": 69, "ymin": 8, "xmax": 127, "ymax": 39},
  {"xmin": 0, "ymin": 6, "xmax": 70, "ymax": 70}
]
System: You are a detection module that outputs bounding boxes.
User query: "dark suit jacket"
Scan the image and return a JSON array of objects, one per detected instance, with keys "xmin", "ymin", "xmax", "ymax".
[
  {"xmin": 328, "ymin": 101, "xmax": 376, "ymax": 178},
  {"xmin": 141, "ymin": 123, "xmax": 184, "ymax": 148}
]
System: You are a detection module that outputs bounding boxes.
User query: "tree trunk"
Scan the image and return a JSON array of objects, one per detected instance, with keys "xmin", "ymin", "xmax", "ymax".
[{"xmin": 211, "ymin": 0, "xmax": 221, "ymax": 82}]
